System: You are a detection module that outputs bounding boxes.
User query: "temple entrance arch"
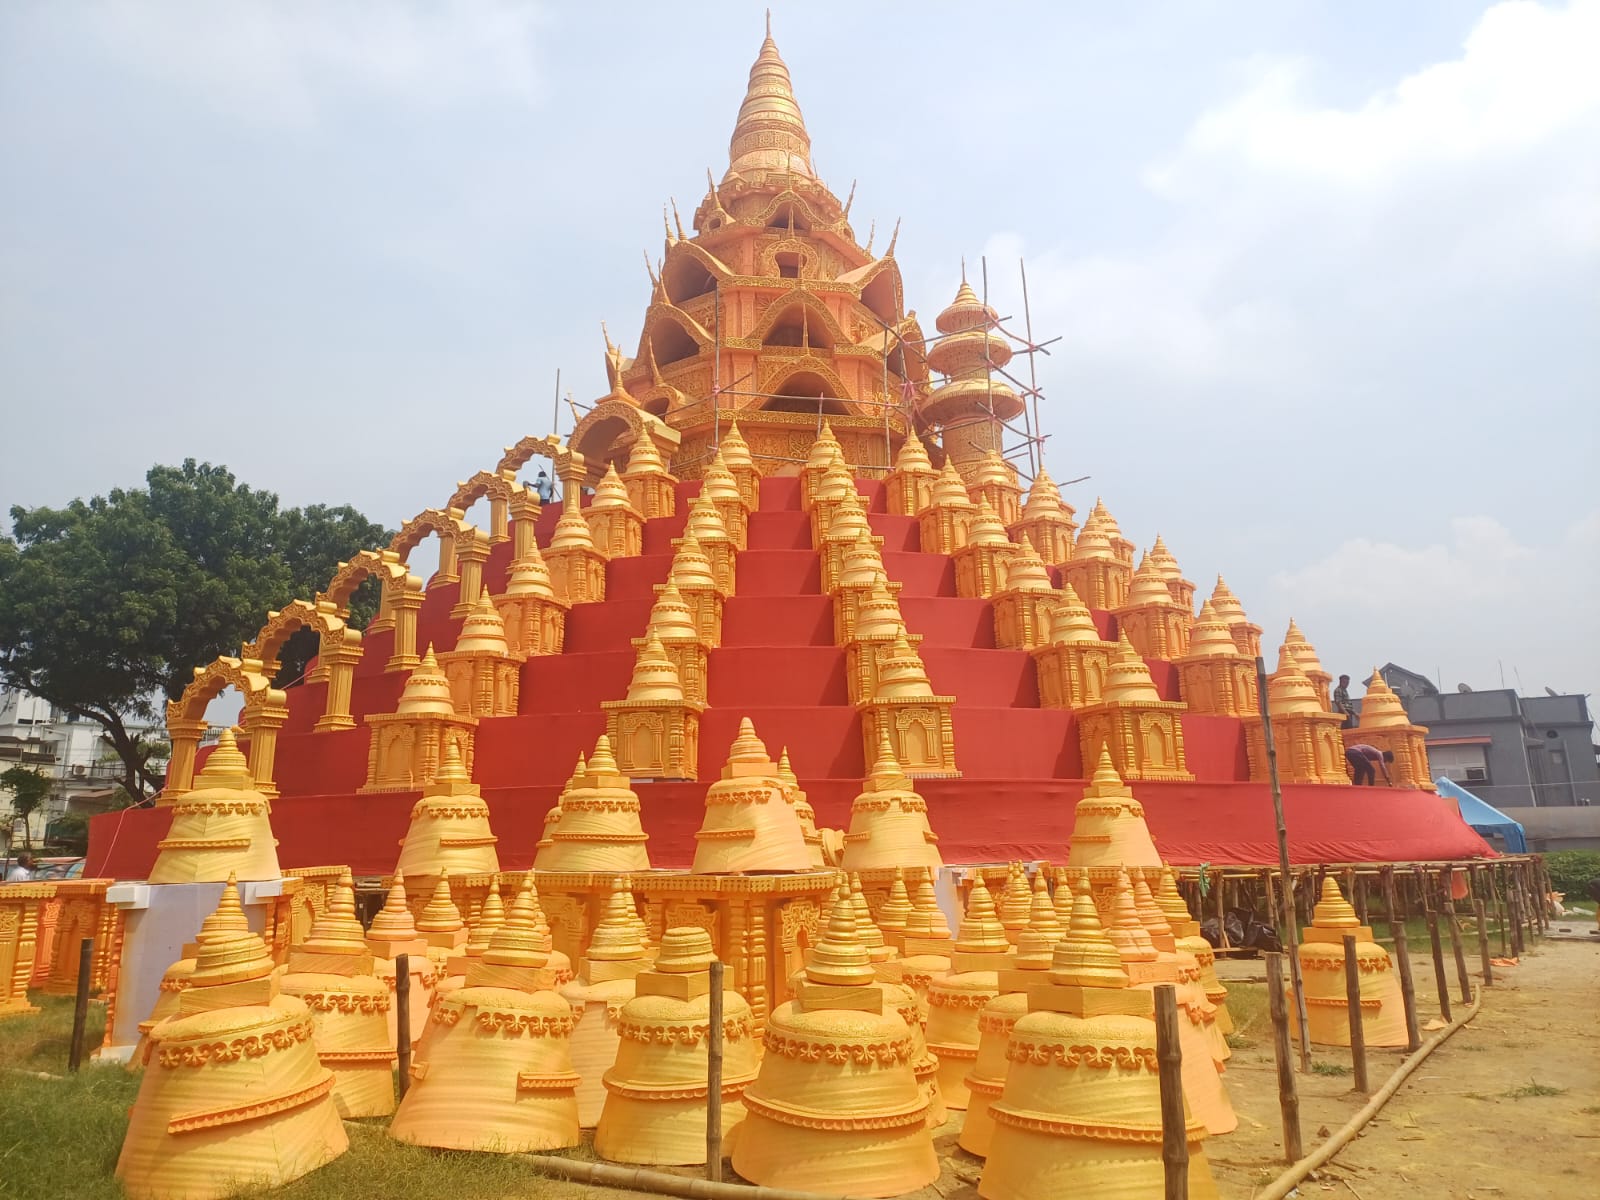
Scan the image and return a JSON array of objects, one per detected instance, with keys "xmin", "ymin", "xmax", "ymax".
[
  {"xmin": 163, "ymin": 657, "xmax": 288, "ymax": 801},
  {"xmin": 447, "ymin": 470, "xmax": 531, "ymax": 545},
  {"xmin": 568, "ymin": 409, "xmax": 679, "ymax": 484},
  {"xmin": 319, "ymin": 549, "xmax": 423, "ymax": 674}
]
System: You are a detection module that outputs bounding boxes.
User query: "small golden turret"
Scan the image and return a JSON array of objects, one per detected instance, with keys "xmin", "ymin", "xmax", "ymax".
[
  {"xmin": 117, "ymin": 877, "xmax": 349, "ymax": 1199},
  {"xmin": 440, "ymin": 589, "xmax": 522, "ymax": 717},
  {"xmin": 1282, "ymin": 619, "xmax": 1334, "ymax": 709},
  {"xmin": 1065, "ymin": 750, "xmax": 1164, "ymax": 882},
  {"xmin": 992, "ymin": 535, "xmax": 1061, "ymax": 650},
  {"xmin": 1246, "ymin": 648, "xmax": 1351, "ymax": 785},
  {"xmin": 732, "ymin": 895, "xmax": 940, "ymax": 1195},
  {"xmin": 977, "ymin": 887, "xmax": 1220, "ymax": 1200},
  {"xmin": 667, "ymin": 529, "xmax": 725, "ymax": 645},
  {"xmin": 1291, "ymin": 877, "xmax": 1410, "ymax": 1048},
  {"xmin": 884, "ymin": 427, "xmax": 938, "ymax": 517},
  {"xmin": 800, "ymin": 421, "xmax": 844, "ymax": 510},
  {"xmin": 1154, "ymin": 866, "xmax": 1234, "ymax": 1039},
  {"xmin": 923, "ymin": 280, "xmax": 1024, "ymax": 479},
  {"xmin": 689, "ymin": 719, "xmax": 812, "ymax": 873},
  {"xmin": 954, "ymin": 498, "xmax": 1020, "ymax": 599},
  {"xmin": 545, "ymin": 493, "xmax": 607, "ymax": 604},
  {"xmin": 1077, "ymin": 638, "xmax": 1193, "ymax": 782},
  {"xmin": 585, "ymin": 463, "xmax": 645, "ymax": 560},
  {"xmin": 924, "ymin": 876, "xmax": 1016, "ymax": 1111},
  {"xmin": 717, "ymin": 421, "xmax": 759, "ymax": 511},
  {"xmin": 394, "ymin": 742, "xmax": 501, "ymax": 884},
  {"xmin": 1031, "ymin": 583, "xmax": 1120, "ymax": 709},
  {"xmin": 361, "ymin": 648, "xmax": 478, "ymax": 794},
  {"xmin": 279, "ymin": 869, "xmax": 397, "ymax": 1119},
  {"xmin": 838, "ymin": 728, "xmax": 943, "ymax": 872},
  {"xmin": 366, "ymin": 873, "xmax": 435, "ymax": 1049},
  {"xmin": 535, "ymin": 735, "xmax": 653, "ymax": 873},
  {"xmin": 388, "ymin": 883, "xmax": 581, "ymax": 1153},
  {"xmin": 148, "ymin": 729, "xmax": 281, "ymax": 885},
  {"xmin": 594, "ymin": 927, "xmax": 759, "ymax": 1166},
  {"xmin": 622, "ymin": 429, "xmax": 678, "ymax": 520},
  {"xmin": 495, "ymin": 539, "xmax": 569, "ymax": 656},
  {"xmin": 918, "ymin": 461, "xmax": 978, "ymax": 555},
  {"xmin": 1061, "ymin": 498, "xmax": 1133, "ymax": 610},
  {"xmin": 1209, "ymin": 575, "xmax": 1263, "ymax": 658},
  {"xmin": 702, "ymin": 450, "xmax": 751, "ymax": 550},
  {"xmin": 1175, "ymin": 600, "xmax": 1259, "ymax": 717},
  {"xmin": 969, "ymin": 449, "xmax": 1023, "ymax": 527},
  {"xmin": 1116, "ymin": 553, "xmax": 1191, "ymax": 661},
  {"xmin": 1147, "ymin": 533, "xmax": 1196, "ymax": 610},
  {"xmin": 603, "ymin": 632, "xmax": 703, "ymax": 780},
  {"xmin": 562, "ymin": 878, "xmax": 651, "ymax": 1126},
  {"xmin": 1345, "ymin": 669, "xmax": 1435, "ymax": 790},
  {"xmin": 858, "ymin": 633, "xmax": 960, "ymax": 778},
  {"xmin": 1009, "ymin": 467, "xmax": 1077, "ymax": 565},
  {"xmin": 776, "ymin": 747, "xmax": 829, "ymax": 868},
  {"xmin": 686, "ymin": 490, "xmax": 737, "ymax": 594},
  {"xmin": 896, "ymin": 867, "xmax": 954, "ymax": 1025}
]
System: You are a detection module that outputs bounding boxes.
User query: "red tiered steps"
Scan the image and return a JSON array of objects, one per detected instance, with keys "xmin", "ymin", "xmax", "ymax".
[{"xmin": 89, "ymin": 476, "xmax": 1492, "ymax": 878}]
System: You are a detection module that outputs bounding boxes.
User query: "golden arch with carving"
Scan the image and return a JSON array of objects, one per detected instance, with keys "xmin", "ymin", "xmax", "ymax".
[
  {"xmin": 389, "ymin": 507, "xmax": 472, "ymax": 585},
  {"xmin": 241, "ymin": 599, "xmax": 363, "ymax": 733},
  {"xmin": 447, "ymin": 469, "xmax": 531, "ymax": 545},
  {"xmin": 318, "ymin": 549, "xmax": 425, "ymax": 674},
  {"xmin": 163, "ymin": 657, "xmax": 289, "ymax": 801},
  {"xmin": 569, "ymin": 406, "xmax": 682, "ymax": 482}
]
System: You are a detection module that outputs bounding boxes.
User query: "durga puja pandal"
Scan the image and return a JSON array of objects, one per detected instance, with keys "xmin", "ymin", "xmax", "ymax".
[{"xmin": 0, "ymin": 19, "xmax": 1501, "ymax": 1200}]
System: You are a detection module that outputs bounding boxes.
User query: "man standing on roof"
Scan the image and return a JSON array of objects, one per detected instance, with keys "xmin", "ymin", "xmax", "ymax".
[
  {"xmin": 1333, "ymin": 674, "xmax": 1358, "ymax": 728},
  {"xmin": 1345, "ymin": 743, "xmax": 1394, "ymax": 787}
]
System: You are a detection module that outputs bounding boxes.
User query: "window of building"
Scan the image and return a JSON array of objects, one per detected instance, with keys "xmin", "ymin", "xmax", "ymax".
[{"xmin": 1428, "ymin": 743, "xmax": 1490, "ymax": 785}]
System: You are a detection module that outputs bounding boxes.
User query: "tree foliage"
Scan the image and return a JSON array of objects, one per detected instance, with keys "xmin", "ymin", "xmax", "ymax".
[
  {"xmin": 1, "ymin": 766, "xmax": 51, "ymax": 848},
  {"xmin": 0, "ymin": 461, "xmax": 390, "ymax": 803}
]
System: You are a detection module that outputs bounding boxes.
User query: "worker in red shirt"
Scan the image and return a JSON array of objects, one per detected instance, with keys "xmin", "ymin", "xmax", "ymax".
[{"xmin": 1345, "ymin": 743, "xmax": 1394, "ymax": 786}]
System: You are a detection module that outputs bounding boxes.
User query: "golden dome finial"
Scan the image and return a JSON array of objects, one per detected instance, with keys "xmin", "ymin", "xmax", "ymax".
[
  {"xmin": 417, "ymin": 871, "xmax": 464, "ymax": 934},
  {"xmin": 1049, "ymin": 887, "xmax": 1130, "ymax": 989},
  {"xmin": 805, "ymin": 880, "xmax": 875, "ymax": 987},
  {"xmin": 190, "ymin": 873, "xmax": 276, "ymax": 988},
  {"xmin": 1311, "ymin": 876, "xmax": 1361, "ymax": 928},
  {"xmin": 906, "ymin": 866, "xmax": 952, "ymax": 938},
  {"xmin": 366, "ymin": 872, "xmax": 419, "ymax": 944},
  {"xmin": 303, "ymin": 868, "xmax": 366, "ymax": 952},
  {"xmin": 193, "ymin": 727, "xmax": 254, "ymax": 791},
  {"xmin": 1105, "ymin": 868, "xmax": 1158, "ymax": 963},
  {"xmin": 725, "ymin": 15, "xmax": 813, "ymax": 185},
  {"xmin": 587, "ymin": 878, "xmax": 647, "ymax": 963},
  {"xmin": 483, "ymin": 881, "xmax": 550, "ymax": 968},
  {"xmin": 954, "ymin": 875, "xmax": 1010, "ymax": 953},
  {"xmin": 465, "ymin": 877, "xmax": 505, "ymax": 955},
  {"xmin": 879, "ymin": 866, "xmax": 914, "ymax": 931}
]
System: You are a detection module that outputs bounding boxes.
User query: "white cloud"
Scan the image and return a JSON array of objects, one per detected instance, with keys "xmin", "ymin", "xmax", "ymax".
[
  {"xmin": 1269, "ymin": 512, "xmax": 1600, "ymax": 695},
  {"xmin": 73, "ymin": 0, "xmax": 547, "ymax": 125}
]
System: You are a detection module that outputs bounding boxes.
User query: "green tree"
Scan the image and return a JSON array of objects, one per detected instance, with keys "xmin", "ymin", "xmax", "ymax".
[
  {"xmin": 1, "ymin": 766, "xmax": 51, "ymax": 849},
  {"xmin": 0, "ymin": 461, "xmax": 390, "ymax": 803}
]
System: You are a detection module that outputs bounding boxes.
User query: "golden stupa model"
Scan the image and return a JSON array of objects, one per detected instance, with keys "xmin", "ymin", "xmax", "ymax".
[
  {"xmin": 961, "ymin": 871, "xmax": 1063, "ymax": 1156},
  {"xmin": 117, "ymin": 876, "xmax": 347, "ymax": 1200},
  {"xmin": 838, "ymin": 728, "xmax": 944, "ymax": 872},
  {"xmin": 147, "ymin": 729, "xmax": 280, "ymax": 884},
  {"xmin": 690, "ymin": 718, "xmax": 812, "ymax": 873},
  {"xmin": 534, "ymin": 735, "xmax": 652, "ymax": 873},
  {"xmin": 732, "ymin": 892, "xmax": 939, "ymax": 1197},
  {"xmin": 277, "ymin": 868, "xmax": 397, "ymax": 1118},
  {"xmin": 393, "ymin": 742, "xmax": 501, "ymax": 883},
  {"xmin": 924, "ymin": 875, "xmax": 1016, "ymax": 1111},
  {"xmin": 894, "ymin": 866, "xmax": 955, "ymax": 1025},
  {"xmin": 388, "ymin": 883, "xmax": 581, "ymax": 1153},
  {"xmin": 365, "ymin": 873, "xmax": 434, "ymax": 1049},
  {"xmin": 1292, "ymin": 876, "xmax": 1410, "ymax": 1047},
  {"xmin": 593, "ymin": 926, "xmax": 759, "ymax": 1166},
  {"xmin": 561, "ymin": 878, "xmax": 652, "ymax": 1126},
  {"xmin": 979, "ymin": 886, "xmax": 1220, "ymax": 1200}
]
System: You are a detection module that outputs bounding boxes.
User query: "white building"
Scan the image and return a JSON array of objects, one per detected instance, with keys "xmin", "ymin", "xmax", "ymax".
[{"xmin": 0, "ymin": 687, "xmax": 164, "ymax": 846}]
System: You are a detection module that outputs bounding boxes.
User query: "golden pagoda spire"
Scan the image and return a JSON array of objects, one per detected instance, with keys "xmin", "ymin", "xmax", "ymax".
[
  {"xmin": 954, "ymin": 876, "xmax": 1010, "ymax": 953},
  {"xmin": 190, "ymin": 873, "xmax": 276, "ymax": 988},
  {"xmin": 465, "ymin": 877, "xmax": 506, "ymax": 956},
  {"xmin": 725, "ymin": 17, "xmax": 813, "ymax": 185},
  {"xmin": 417, "ymin": 871, "xmax": 465, "ymax": 935},
  {"xmin": 303, "ymin": 868, "xmax": 366, "ymax": 952}
]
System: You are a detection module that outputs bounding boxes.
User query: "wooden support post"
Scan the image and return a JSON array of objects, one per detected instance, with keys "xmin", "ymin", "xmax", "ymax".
[
  {"xmin": 1494, "ymin": 865, "xmax": 1510, "ymax": 956},
  {"xmin": 1155, "ymin": 984, "xmax": 1189, "ymax": 1200},
  {"xmin": 1264, "ymin": 951, "xmax": 1303, "ymax": 1163},
  {"xmin": 395, "ymin": 955, "xmax": 411, "ymax": 1100},
  {"xmin": 1213, "ymin": 866, "xmax": 1228, "ymax": 952},
  {"xmin": 1444, "ymin": 896, "xmax": 1472, "ymax": 1006},
  {"xmin": 1354, "ymin": 871, "xmax": 1368, "ymax": 927},
  {"xmin": 1473, "ymin": 898, "xmax": 1493, "ymax": 987},
  {"xmin": 1382, "ymin": 868, "xmax": 1422, "ymax": 1052},
  {"xmin": 1507, "ymin": 878, "xmax": 1524, "ymax": 958},
  {"xmin": 1255, "ymin": 655, "xmax": 1309, "ymax": 1070},
  {"xmin": 68, "ymin": 938, "xmax": 94, "ymax": 1073},
  {"xmin": 1342, "ymin": 935, "xmax": 1369, "ymax": 1094},
  {"xmin": 1422, "ymin": 879, "xmax": 1452, "ymax": 1023},
  {"xmin": 706, "ymin": 959, "xmax": 725, "ymax": 1182}
]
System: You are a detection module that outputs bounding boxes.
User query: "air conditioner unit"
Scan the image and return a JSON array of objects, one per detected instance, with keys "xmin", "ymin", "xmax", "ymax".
[
  {"xmin": 70, "ymin": 764, "xmax": 86, "ymax": 778},
  {"xmin": 1465, "ymin": 767, "xmax": 1488, "ymax": 783}
]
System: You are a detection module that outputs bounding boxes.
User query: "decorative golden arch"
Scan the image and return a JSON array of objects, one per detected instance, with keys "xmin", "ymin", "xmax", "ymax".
[
  {"xmin": 639, "ymin": 304, "xmax": 712, "ymax": 367},
  {"xmin": 496, "ymin": 434, "xmax": 588, "ymax": 481},
  {"xmin": 756, "ymin": 236, "xmax": 822, "ymax": 281},
  {"xmin": 446, "ymin": 469, "xmax": 530, "ymax": 544},
  {"xmin": 745, "ymin": 188, "xmax": 838, "ymax": 234},
  {"xmin": 750, "ymin": 290, "xmax": 851, "ymax": 349},
  {"xmin": 319, "ymin": 548, "xmax": 409, "ymax": 619},
  {"xmin": 389, "ymin": 507, "xmax": 472, "ymax": 584},
  {"xmin": 838, "ymin": 256, "xmax": 907, "ymax": 327},
  {"xmin": 569, "ymin": 406, "xmax": 680, "ymax": 483},
  {"xmin": 662, "ymin": 240, "xmax": 734, "ymax": 305},
  {"xmin": 317, "ymin": 548, "xmax": 423, "ymax": 672},
  {"xmin": 163, "ymin": 656, "xmax": 288, "ymax": 801},
  {"xmin": 760, "ymin": 358, "xmax": 854, "ymax": 409},
  {"xmin": 240, "ymin": 599, "xmax": 364, "ymax": 733}
]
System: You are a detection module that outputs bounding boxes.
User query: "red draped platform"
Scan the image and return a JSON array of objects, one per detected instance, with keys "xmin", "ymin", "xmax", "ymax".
[{"xmin": 89, "ymin": 476, "xmax": 1492, "ymax": 879}]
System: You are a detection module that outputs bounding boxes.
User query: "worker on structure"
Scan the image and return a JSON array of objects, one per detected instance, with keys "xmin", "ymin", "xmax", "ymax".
[
  {"xmin": 532, "ymin": 470, "xmax": 555, "ymax": 505},
  {"xmin": 1345, "ymin": 743, "xmax": 1394, "ymax": 787},
  {"xmin": 1333, "ymin": 674, "xmax": 1358, "ymax": 728}
]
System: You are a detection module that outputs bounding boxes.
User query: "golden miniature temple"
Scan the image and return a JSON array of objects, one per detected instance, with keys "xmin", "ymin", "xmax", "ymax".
[{"xmin": 39, "ymin": 17, "xmax": 1514, "ymax": 1196}]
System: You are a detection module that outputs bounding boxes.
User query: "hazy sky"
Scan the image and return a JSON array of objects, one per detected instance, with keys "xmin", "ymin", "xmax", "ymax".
[{"xmin": 2, "ymin": 0, "xmax": 1596, "ymax": 704}]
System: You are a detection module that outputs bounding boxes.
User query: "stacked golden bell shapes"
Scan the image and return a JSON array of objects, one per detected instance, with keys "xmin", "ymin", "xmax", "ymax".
[
  {"xmin": 690, "ymin": 718, "xmax": 811, "ymax": 873},
  {"xmin": 534, "ymin": 735, "xmax": 652, "ymax": 873},
  {"xmin": 1294, "ymin": 877, "xmax": 1410, "ymax": 1047},
  {"xmin": 278, "ymin": 868, "xmax": 397, "ymax": 1118},
  {"xmin": 960, "ymin": 870, "xmax": 1063, "ymax": 1156},
  {"xmin": 148, "ymin": 730, "xmax": 281, "ymax": 884},
  {"xmin": 925, "ymin": 875, "xmax": 1016, "ymax": 1111},
  {"xmin": 561, "ymin": 878, "xmax": 651, "ymax": 1126},
  {"xmin": 594, "ymin": 926, "xmax": 758, "ymax": 1165},
  {"xmin": 393, "ymin": 742, "xmax": 500, "ymax": 882},
  {"xmin": 117, "ymin": 876, "xmax": 347, "ymax": 1200},
  {"xmin": 388, "ymin": 882, "xmax": 581, "ymax": 1153},
  {"xmin": 365, "ymin": 873, "xmax": 434, "ymax": 1049},
  {"xmin": 732, "ymin": 897, "xmax": 940, "ymax": 1197},
  {"xmin": 978, "ymin": 886, "xmax": 1220, "ymax": 1200},
  {"xmin": 838, "ymin": 728, "xmax": 943, "ymax": 872}
]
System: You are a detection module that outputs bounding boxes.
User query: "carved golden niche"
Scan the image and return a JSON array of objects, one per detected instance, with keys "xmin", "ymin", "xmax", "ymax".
[
  {"xmin": 968, "ymin": 450, "xmax": 1022, "ymax": 528},
  {"xmin": 884, "ymin": 429, "xmax": 938, "ymax": 518},
  {"xmin": 1061, "ymin": 521, "xmax": 1132, "ymax": 611},
  {"xmin": 919, "ymin": 463, "xmax": 977, "ymax": 555},
  {"xmin": 621, "ymin": 429, "xmax": 678, "ymax": 520},
  {"xmin": 545, "ymin": 498, "xmax": 608, "ymax": 605},
  {"xmin": 858, "ymin": 634, "xmax": 959, "ymax": 779},
  {"xmin": 495, "ymin": 541, "xmax": 569, "ymax": 658},
  {"xmin": 1030, "ymin": 585, "xmax": 1117, "ymax": 710},
  {"xmin": 439, "ymin": 590, "xmax": 522, "ymax": 718},
  {"xmin": 585, "ymin": 464, "xmax": 645, "ymax": 560},
  {"xmin": 1008, "ymin": 467, "xmax": 1077, "ymax": 566},
  {"xmin": 362, "ymin": 648, "xmax": 478, "ymax": 794},
  {"xmin": 991, "ymin": 537, "xmax": 1060, "ymax": 651},
  {"xmin": 1175, "ymin": 602, "xmax": 1258, "ymax": 718},
  {"xmin": 1114, "ymin": 555, "xmax": 1191, "ymax": 662},
  {"xmin": 604, "ymin": 633, "xmax": 703, "ymax": 781},
  {"xmin": 1074, "ymin": 638, "xmax": 1192, "ymax": 782},
  {"xmin": 953, "ymin": 499, "xmax": 1019, "ymax": 600}
]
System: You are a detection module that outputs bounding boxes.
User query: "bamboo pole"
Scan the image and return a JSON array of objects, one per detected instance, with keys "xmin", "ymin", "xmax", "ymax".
[
  {"xmin": 1443, "ymin": 895, "xmax": 1473, "ymax": 1006},
  {"xmin": 1494, "ymin": 865, "xmax": 1510, "ymax": 956},
  {"xmin": 1155, "ymin": 984, "xmax": 1188, "ymax": 1200},
  {"xmin": 706, "ymin": 959, "xmax": 725, "ymax": 1182},
  {"xmin": 1507, "ymin": 874, "xmax": 1524, "ymax": 958},
  {"xmin": 68, "ymin": 938, "xmax": 93, "ymax": 1073},
  {"xmin": 1382, "ymin": 868, "xmax": 1422, "ymax": 1052},
  {"xmin": 1255, "ymin": 655, "xmax": 1310, "ymax": 1068},
  {"xmin": 1342, "ymin": 935, "xmax": 1369, "ymax": 1094},
  {"xmin": 395, "ymin": 955, "xmax": 411, "ymax": 1099},
  {"xmin": 1353, "ymin": 870, "xmax": 1368, "ymax": 927},
  {"xmin": 1421, "ymin": 877, "xmax": 1452, "ymax": 1024},
  {"xmin": 1473, "ymin": 898, "xmax": 1493, "ymax": 987},
  {"xmin": 1264, "ymin": 951, "xmax": 1303, "ymax": 1163}
]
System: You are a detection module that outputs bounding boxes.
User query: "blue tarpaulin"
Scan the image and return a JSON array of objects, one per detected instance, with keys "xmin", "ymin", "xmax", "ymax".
[{"xmin": 1436, "ymin": 777, "xmax": 1527, "ymax": 853}]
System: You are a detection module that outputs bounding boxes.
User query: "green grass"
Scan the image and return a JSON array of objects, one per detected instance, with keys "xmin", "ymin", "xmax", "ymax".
[
  {"xmin": 1310, "ymin": 1060, "xmax": 1352, "ymax": 1077},
  {"xmin": 1222, "ymin": 980, "xmax": 1268, "ymax": 1043},
  {"xmin": 1505, "ymin": 1079, "xmax": 1568, "ymax": 1100}
]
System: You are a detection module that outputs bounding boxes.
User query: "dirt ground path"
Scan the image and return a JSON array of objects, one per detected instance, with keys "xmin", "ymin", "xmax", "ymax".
[{"xmin": 1210, "ymin": 935, "xmax": 1600, "ymax": 1199}]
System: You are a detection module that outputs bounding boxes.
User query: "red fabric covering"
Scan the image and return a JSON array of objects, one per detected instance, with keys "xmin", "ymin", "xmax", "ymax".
[{"xmin": 90, "ymin": 473, "xmax": 1495, "ymax": 879}]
